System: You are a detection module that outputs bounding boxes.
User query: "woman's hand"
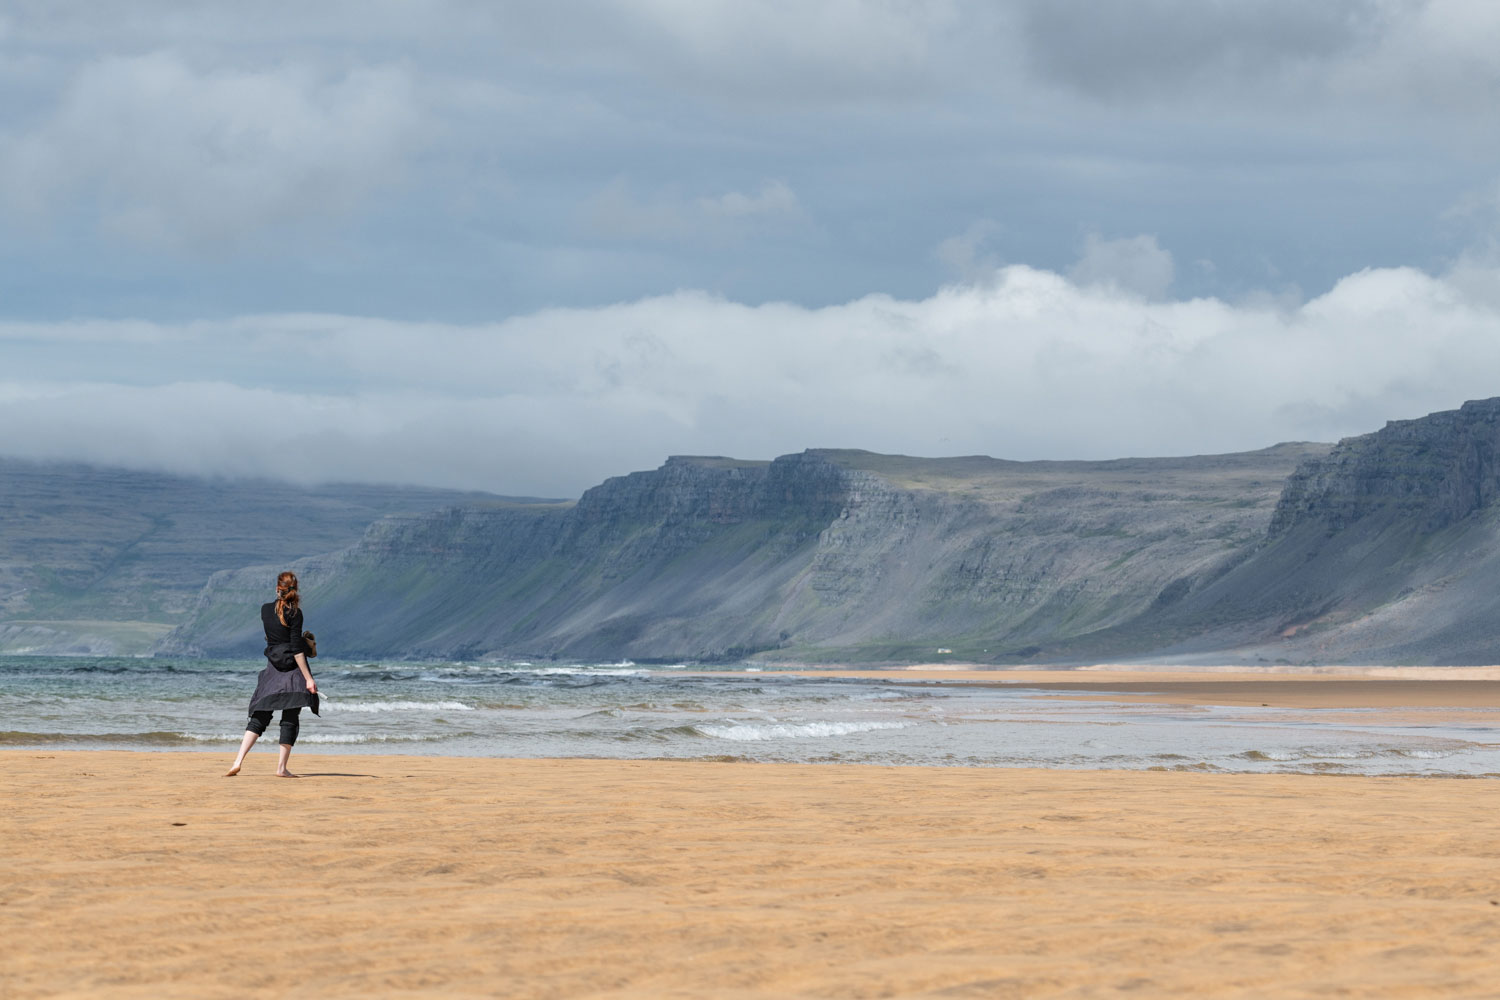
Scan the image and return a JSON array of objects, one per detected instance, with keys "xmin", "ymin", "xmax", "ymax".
[{"xmin": 294, "ymin": 652, "xmax": 316, "ymax": 695}]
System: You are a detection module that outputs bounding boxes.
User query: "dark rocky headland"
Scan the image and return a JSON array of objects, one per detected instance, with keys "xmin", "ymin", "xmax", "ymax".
[{"xmin": 14, "ymin": 398, "xmax": 1500, "ymax": 665}]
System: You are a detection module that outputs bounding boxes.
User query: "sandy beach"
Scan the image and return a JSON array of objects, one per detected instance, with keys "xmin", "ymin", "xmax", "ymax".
[{"xmin": 5, "ymin": 749, "xmax": 1500, "ymax": 998}]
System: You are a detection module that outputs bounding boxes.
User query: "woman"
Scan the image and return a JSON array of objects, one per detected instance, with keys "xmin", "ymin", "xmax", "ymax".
[{"xmin": 225, "ymin": 571, "xmax": 319, "ymax": 777}]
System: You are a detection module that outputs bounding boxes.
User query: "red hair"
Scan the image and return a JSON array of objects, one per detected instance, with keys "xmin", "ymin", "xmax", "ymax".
[{"xmin": 275, "ymin": 571, "xmax": 300, "ymax": 626}]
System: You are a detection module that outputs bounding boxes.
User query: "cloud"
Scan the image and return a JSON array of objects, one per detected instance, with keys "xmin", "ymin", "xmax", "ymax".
[
  {"xmin": 1444, "ymin": 176, "xmax": 1500, "ymax": 234},
  {"xmin": 0, "ymin": 51, "xmax": 422, "ymax": 246},
  {"xmin": 5, "ymin": 259, "xmax": 1500, "ymax": 497},
  {"xmin": 698, "ymin": 180, "xmax": 799, "ymax": 219},
  {"xmin": 1013, "ymin": 0, "xmax": 1500, "ymax": 123},
  {"xmin": 935, "ymin": 219, "xmax": 1003, "ymax": 282},
  {"xmin": 1016, "ymin": 0, "xmax": 1381, "ymax": 101},
  {"xmin": 3, "ymin": 1, "xmax": 967, "ymax": 106},
  {"xmin": 0, "ymin": 0, "xmax": 1495, "ymax": 319},
  {"xmin": 584, "ymin": 179, "xmax": 802, "ymax": 242},
  {"xmin": 27, "ymin": 1, "xmax": 1490, "ymax": 129},
  {"xmin": 1068, "ymin": 234, "xmax": 1175, "ymax": 300},
  {"xmin": 509, "ymin": 0, "xmax": 966, "ymax": 104},
  {"xmin": 464, "ymin": 0, "xmax": 1500, "ymax": 121},
  {"xmin": 1335, "ymin": 0, "xmax": 1500, "ymax": 114}
]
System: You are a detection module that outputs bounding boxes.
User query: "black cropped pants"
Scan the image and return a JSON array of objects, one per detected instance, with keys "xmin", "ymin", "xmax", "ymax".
[{"xmin": 247, "ymin": 708, "xmax": 301, "ymax": 746}]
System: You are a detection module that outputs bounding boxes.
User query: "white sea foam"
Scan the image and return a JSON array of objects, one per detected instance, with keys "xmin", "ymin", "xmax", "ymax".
[
  {"xmin": 299, "ymin": 733, "xmax": 446, "ymax": 743},
  {"xmin": 19, "ymin": 653, "xmax": 1500, "ymax": 773},
  {"xmin": 323, "ymin": 700, "xmax": 475, "ymax": 713},
  {"xmin": 520, "ymin": 667, "xmax": 647, "ymax": 677},
  {"xmin": 177, "ymin": 730, "xmax": 448, "ymax": 743},
  {"xmin": 1240, "ymin": 745, "xmax": 1459, "ymax": 763},
  {"xmin": 698, "ymin": 720, "xmax": 914, "ymax": 741}
]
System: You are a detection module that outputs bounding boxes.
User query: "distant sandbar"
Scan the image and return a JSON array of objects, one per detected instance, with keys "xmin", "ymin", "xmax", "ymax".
[{"xmin": 712, "ymin": 663, "xmax": 1500, "ymax": 709}]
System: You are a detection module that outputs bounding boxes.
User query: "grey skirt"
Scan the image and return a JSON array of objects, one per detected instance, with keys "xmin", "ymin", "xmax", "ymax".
[{"xmin": 248, "ymin": 645, "xmax": 320, "ymax": 715}]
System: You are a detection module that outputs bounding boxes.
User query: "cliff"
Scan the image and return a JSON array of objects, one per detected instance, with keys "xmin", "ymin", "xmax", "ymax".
[
  {"xmin": 157, "ymin": 444, "xmax": 1327, "ymax": 661},
  {"xmin": 0, "ymin": 459, "xmax": 530, "ymax": 655},
  {"xmin": 1270, "ymin": 398, "xmax": 1500, "ymax": 536},
  {"xmin": 1121, "ymin": 398, "xmax": 1500, "ymax": 665},
  {"xmin": 64, "ymin": 398, "xmax": 1500, "ymax": 666}
]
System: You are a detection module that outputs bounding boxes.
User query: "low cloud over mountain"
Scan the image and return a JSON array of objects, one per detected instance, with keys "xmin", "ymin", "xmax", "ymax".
[{"xmin": 5, "ymin": 254, "xmax": 1500, "ymax": 496}]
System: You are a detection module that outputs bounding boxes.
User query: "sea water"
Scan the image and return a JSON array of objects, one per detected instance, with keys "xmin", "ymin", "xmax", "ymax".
[{"xmin": 2, "ymin": 656, "xmax": 1498, "ymax": 776}]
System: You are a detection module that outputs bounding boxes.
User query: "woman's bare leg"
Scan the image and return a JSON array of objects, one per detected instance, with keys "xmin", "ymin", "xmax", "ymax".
[
  {"xmin": 276, "ymin": 742, "xmax": 298, "ymax": 777},
  {"xmin": 225, "ymin": 731, "xmax": 258, "ymax": 776}
]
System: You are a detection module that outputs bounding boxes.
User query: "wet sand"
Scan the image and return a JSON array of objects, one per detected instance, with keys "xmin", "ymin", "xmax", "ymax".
[
  {"xmin": 5, "ymin": 750, "xmax": 1500, "ymax": 998},
  {"xmin": 756, "ymin": 665, "xmax": 1500, "ymax": 708}
]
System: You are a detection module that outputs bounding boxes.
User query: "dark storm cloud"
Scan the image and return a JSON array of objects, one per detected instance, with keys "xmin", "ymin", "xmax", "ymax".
[
  {"xmin": 1016, "ymin": 0, "xmax": 1384, "ymax": 101},
  {"xmin": 1016, "ymin": 0, "xmax": 1500, "ymax": 119},
  {"xmin": 0, "ymin": 0, "xmax": 1494, "ymax": 309}
]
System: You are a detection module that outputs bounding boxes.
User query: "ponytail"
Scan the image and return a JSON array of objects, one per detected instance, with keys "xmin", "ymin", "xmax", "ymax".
[{"xmin": 275, "ymin": 571, "xmax": 300, "ymax": 626}]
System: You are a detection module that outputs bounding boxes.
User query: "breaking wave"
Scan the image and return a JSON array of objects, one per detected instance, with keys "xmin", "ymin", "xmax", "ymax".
[
  {"xmin": 322, "ymin": 700, "xmax": 475, "ymax": 713},
  {"xmin": 697, "ymin": 720, "xmax": 915, "ymax": 741},
  {"xmin": 1234, "ymin": 746, "xmax": 1459, "ymax": 763},
  {"xmin": 0, "ymin": 730, "xmax": 210, "ymax": 745}
]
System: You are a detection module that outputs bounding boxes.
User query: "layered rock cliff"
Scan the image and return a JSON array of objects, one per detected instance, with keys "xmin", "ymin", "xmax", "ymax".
[
  {"xmin": 0, "ymin": 459, "xmax": 521, "ymax": 655},
  {"xmin": 1125, "ymin": 398, "xmax": 1500, "ymax": 665},
  {"xmin": 75, "ymin": 397, "xmax": 1500, "ymax": 665},
  {"xmin": 1270, "ymin": 398, "xmax": 1500, "ymax": 537},
  {"xmin": 158, "ymin": 444, "xmax": 1327, "ymax": 661}
]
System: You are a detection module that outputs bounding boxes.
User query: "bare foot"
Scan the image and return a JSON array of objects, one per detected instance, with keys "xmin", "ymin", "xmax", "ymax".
[
  {"xmin": 224, "ymin": 762, "xmax": 242, "ymax": 777},
  {"xmin": 275, "ymin": 770, "xmax": 300, "ymax": 778}
]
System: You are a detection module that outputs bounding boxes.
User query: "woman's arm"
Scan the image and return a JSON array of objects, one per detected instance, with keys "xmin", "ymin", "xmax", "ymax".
[
  {"xmin": 286, "ymin": 608, "xmax": 314, "ymax": 692},
  {"xmin": 295, "ymin": 652, "xmax": 317, "ymax": 695}
]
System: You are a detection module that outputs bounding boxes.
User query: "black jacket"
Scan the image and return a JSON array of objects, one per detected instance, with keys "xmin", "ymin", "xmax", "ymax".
[
  {"xmin": 262, "ymin": 601, "xmax": 306, "ymax": 662},
  {"xmin": 252, "ymin": 601, "xmax": 318, "ymax": 715}
]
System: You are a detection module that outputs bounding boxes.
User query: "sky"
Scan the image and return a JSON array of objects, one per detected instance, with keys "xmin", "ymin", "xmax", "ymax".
[{"xmin": 2, "ymin": 0, "xmax": 1500, "ymax": 497}]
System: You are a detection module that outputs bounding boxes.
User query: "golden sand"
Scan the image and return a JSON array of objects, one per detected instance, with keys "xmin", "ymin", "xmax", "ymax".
[{"xmin": 4, "ymin": 750, "xmax": 1500, "ymax": 998}]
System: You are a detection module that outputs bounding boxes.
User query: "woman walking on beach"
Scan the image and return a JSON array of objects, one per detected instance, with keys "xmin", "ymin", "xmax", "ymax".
[{"xmin": 226, "ymin": 571, "xmax": 319, "ymax": 777}]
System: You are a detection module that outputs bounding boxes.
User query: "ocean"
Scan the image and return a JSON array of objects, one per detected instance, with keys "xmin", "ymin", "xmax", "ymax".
[{"xmin": 2, "ymin": 657, "xmax": 1497, "ymax": 776}]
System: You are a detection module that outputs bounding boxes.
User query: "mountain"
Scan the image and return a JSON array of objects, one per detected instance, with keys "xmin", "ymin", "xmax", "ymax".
[
  {"xmin": 0, "ymin": 459, "xmax": 543, "ymax": 655},
  {"xmin": 156, "ymin": 444, "xmax": 1328, "ymax": 662},
  {"xmin": 1101, "ymin": 397, "xmax": 1500, "ymax": 665},
  {"xmin": 36, "ymin": 398, "xmax": 1500, "ymax": 665}
]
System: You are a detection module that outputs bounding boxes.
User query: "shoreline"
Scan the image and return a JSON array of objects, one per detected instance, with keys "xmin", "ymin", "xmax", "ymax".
[
  {"xmin": 6, "ymin": 662, "xmax": 1498, "ymax": 774},
  {"xmin": 6, "ymin": 750, "xmax": 1499, "ymax": 998},
  {"xmin": 714, "ymin": 664, "xmax": 1500, "ymax": 708}
]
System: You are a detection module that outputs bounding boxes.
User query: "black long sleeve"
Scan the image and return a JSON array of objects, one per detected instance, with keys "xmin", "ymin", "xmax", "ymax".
[{"xmin": 261, "ymin": 602, "xmax": 305, "ymax": 654}]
